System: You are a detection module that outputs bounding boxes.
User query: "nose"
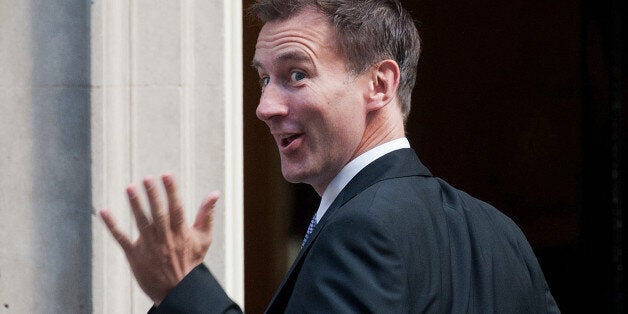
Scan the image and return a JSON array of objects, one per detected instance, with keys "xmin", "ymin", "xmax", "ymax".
[{"xmin": 256, "ymin": 83, "xmax": 289, "ymax": 121}]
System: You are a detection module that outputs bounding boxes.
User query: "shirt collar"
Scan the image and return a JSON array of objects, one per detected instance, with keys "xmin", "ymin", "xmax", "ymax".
[{"xmin": 314, "ymin": 137, "xmax": 411, "ymax": 222}]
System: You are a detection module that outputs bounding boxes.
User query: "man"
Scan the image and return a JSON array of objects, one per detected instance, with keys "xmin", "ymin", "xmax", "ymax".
[{"xmin": 100, "ymin": 0, "xmax": 560, "ymax": 312}]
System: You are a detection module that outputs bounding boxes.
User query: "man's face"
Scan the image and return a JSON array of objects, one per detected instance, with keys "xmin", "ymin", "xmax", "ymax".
[{"xmin": 253, "ymin": 8, "xmax": 370, "ymax": 194}]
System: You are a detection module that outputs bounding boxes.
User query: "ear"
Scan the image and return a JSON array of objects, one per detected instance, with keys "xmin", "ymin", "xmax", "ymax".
[{"xmin": 365, "ymin": 59, "xmax": 400, "ymax": 113}]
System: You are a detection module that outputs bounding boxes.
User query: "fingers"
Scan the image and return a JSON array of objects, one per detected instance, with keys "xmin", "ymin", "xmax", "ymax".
[
  {"xmin": 144, "ymin": 176, "xmax": 169, "ymax": 235},
  {"xmin": 193, "ymin": 191, "xmax": 220, "ymax": 234},
  {"xmin": 162, "ymin": 173, "xmax": 186, "ymax": 232},
  {"xmin": 99, "ymin": 209, "xmax": 133, "ymax": 252},
  {"xmin": 127, "ymin": 185, "xmax": 151, "ymax": 234},
  {"xmin": 105, "ymin": 173, "xmax": 215, "ymax": 239}
]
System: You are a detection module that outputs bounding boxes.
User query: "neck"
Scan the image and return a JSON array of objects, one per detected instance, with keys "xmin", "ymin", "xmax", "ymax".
[
  {"xmin": 352, "ymin": 108, "xmax": 406, "ymax": 161},
  {"xmin": 312, "ymin": 108, "xmax": 405, "ymax": 195}
]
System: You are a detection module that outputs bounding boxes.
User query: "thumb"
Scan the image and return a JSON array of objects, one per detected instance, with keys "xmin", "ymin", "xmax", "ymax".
[
  {"xmin": 193, "ymin": 191, "xmax": 220, "ymax": 233},
  {"xmin": 99, "ymin": 208, "xmax": 133, "ymax": 253}
]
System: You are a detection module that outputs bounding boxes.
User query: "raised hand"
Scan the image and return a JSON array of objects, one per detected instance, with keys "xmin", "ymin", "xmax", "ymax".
[{"xmin": 99, "ymin": 173, "xmax": 219, "ymax": 305}]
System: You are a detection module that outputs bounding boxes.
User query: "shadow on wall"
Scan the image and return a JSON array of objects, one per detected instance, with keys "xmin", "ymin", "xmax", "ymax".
[{"xmin": 30, "ymin": 0, "xmax": 92, "ymax": 312}]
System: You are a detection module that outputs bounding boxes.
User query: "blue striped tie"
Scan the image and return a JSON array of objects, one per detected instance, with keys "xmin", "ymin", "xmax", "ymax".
[{"xmin": 301, "ymin": 215, "xmax": 317, "ymax": 248}]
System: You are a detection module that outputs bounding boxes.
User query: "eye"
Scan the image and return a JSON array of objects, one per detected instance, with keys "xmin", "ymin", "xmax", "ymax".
[
  {"xmin": 290, "ymin": 71, "xmax": 307, "ymax": 82},
  {"xmin": 260, "ymin": 76, "xmax": 270, "ymax": 88}
]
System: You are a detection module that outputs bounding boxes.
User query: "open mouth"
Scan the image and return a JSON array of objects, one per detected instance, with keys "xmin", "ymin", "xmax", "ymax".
[{"xmin": 280, "ymin": 134, "xmax": 302, "ymax": 148}]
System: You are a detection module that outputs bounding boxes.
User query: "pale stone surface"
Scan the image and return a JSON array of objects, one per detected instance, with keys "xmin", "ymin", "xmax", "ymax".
[
  {"xmin": 1, "ymin": 0, "xmax": 243, "ymax": 312},
  {"xmin": 132, "ymin": 0, "xmax": 181, "ymax": 86},
  {"xmin": 132, "ymin": 86, "xmax": 183, "ymax": 175},
  {"xmin": 0, "ymin": 87, "xmax": 35, "ymax": 313},
  {"xmin": 0, "ymin": 0, "xmax": 92, "ymax": 312},
  {"xmin": 90, "ymin": 0, "xmax": 244, "ymax": 312},
  {"xmin": 0, "ymin": 1, "xmax": 32, "ymax": 87}
]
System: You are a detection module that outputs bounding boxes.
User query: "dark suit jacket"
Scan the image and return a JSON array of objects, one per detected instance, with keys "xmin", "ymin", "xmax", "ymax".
[{"xmin": 151, "ymin": 148, "xmax": 559, "ymax": 313}]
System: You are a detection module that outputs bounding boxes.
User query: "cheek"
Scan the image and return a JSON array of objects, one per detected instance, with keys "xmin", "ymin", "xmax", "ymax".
[
  {"xmin": 316, "ymin": 110, "xmax": 364, "ymax": 158},
  {"xmin": 328, "ymin": 94, "xmax": 366, "ymax": 135},
  {"xmin": 297, "ymin": 81, "xmax": 365, "ymax": 140}
]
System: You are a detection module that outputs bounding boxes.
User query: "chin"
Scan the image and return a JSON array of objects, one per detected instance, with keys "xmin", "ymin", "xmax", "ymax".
[
  {"xmin": 281, "ymin": 170, "xmax": 305, "ymax": 184},
  {"xmin": 281, "ymin": 165, "xmax": 314, "ymax": 185}
]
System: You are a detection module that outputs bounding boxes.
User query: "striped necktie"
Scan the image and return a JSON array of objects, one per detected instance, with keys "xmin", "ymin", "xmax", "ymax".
[{"xmin": 301, "ymin": 215, "xmax": 318, "ymax": 248}]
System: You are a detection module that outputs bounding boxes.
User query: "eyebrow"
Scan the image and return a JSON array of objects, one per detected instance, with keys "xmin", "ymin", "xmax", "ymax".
[{"xmin": 251, "ymin": 51, "xmax": 313, "ymax": 70}]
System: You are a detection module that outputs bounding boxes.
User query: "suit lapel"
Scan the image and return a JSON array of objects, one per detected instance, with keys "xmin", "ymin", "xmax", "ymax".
[{"xmin": 265, "ymin": 149, "xmax": 431, "ymax": 313}]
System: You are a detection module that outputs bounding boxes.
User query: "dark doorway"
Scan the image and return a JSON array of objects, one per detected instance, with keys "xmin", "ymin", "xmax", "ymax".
[{"xmin": 242, "ymin": 1, "xmax": 626, "ymax": 312}]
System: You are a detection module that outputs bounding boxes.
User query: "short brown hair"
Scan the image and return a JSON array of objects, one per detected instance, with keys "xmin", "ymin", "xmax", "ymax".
[{"xmin": 250, "ymin": 0, "xmax": 421, "ymax": 121}]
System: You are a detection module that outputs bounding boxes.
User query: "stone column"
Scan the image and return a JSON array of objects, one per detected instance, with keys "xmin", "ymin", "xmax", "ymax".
[
  {"xmin": 0, "ymin": 0, "xmax": 92, "ymax": 312},
  {"xmin": 90, "ymin": 0, "xmax": 243, "ymax": 312},
  {"xmin": 0, "ymin": 0, "xmax": 243, "ymax": 312}
]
